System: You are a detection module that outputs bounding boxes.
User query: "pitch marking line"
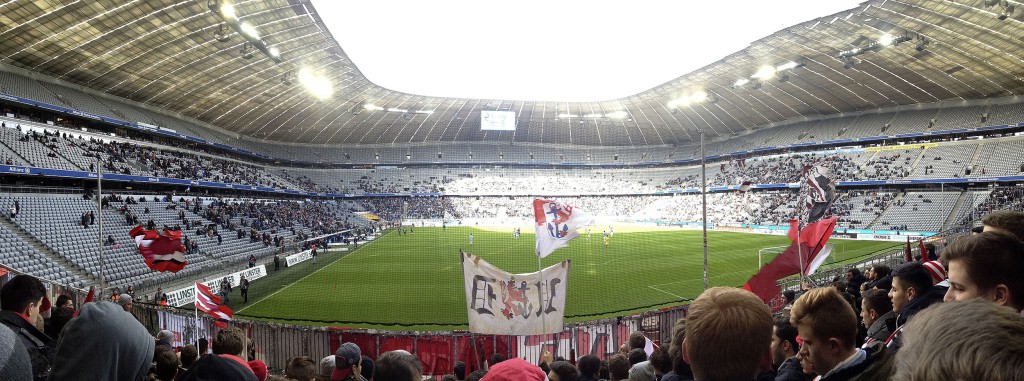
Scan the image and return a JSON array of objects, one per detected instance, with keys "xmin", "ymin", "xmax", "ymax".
[
  {"xmin": 648, "ymin": 285, "xmax": 685, "ymax": 299},
  {"xmin": 235, "ymin": 230, "xmax": 389, "ymax": 314}
]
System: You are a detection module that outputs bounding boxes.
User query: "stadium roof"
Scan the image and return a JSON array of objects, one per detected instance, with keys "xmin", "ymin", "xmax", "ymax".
[{"xmin": 0, "ymin": 0, "xmax": 1022, "ymax": 146}]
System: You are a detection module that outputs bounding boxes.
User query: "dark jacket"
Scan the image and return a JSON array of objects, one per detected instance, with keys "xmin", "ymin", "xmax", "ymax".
[
  {"xmin": 846, "ymin": 274, "xmax": 867, "ymax": 300},
  {"xmin": 887, "ymin": 284, "xmax": 946, "ymax": 355},
  {"xmin": 819, "ymin": 345, "xmax": 893, "ymax": 381},
  {"xmin": 774, "ymin": 357, "xmax": 811, "ymax": 381},
  {"xmin": 0, "ymin": 310, "xmax": 55, "ymax": 381},
  {"xmin": 862, "ymin": 311, "xmax": 895, "ymax": 348}
]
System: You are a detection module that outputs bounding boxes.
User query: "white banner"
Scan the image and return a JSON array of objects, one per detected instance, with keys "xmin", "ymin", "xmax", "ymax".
[
  {"xmin": 462, "ymin": 252, "xmax": 570, "ymax": 335},
  {"xmin": 164, "ymin": 265, "xmax": 268, "ymax": 307},
  {"xmin": 285, "ymin": 250, "xmax": 313, "ymax": 266},
  {"xmin": 157, "ymin": 310, "xmax": 209, "ymax": 347}
]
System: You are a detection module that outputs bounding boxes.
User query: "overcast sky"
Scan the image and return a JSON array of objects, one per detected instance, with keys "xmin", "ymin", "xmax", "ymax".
[{"xmin": 310, "ymin": 0, "xmax": 865, "ymax": 102}]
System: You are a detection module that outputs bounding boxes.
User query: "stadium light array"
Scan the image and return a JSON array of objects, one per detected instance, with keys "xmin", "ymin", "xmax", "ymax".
[
  {"xmin": 752, "ymin": 65, "xmax": 776, "ymax": 80},
  {"xmin": 667, "ymin": 90, "xmax": 710, "ymax": 109},
  {"xmin": 206, "ymin": 0, "xmax": 283, "ymax": 64},
  {"xmin": 298, "ymin": 67, "xmax": 333, "ymax": 100},
  {"xmin": 838, "ymin": 32, "xmax": 913, "ymax": 59},
  {"xmin": 606, "ymin": 111, "xmax": 628, "ymax": 119}
]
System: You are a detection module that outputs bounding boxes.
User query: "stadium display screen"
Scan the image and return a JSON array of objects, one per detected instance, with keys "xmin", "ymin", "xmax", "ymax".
[{"xmin": 480, "ymin": 110, "xmax": 516, "ymax": 131}]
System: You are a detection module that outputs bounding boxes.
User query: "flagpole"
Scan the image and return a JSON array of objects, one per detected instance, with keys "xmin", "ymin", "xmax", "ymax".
[
  {"xmin": 194, "ymin": 283, "xmax": 200, "ymax": 347},
  {"xmin": 700, "ymin": 130, "xmax": 709, "ymax": 291},
  {"xmin": 96, "ymin": 159, "xmax": 105, "ymax": 296}
]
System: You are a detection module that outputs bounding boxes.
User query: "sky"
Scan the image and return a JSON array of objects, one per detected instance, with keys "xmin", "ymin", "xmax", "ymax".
[{"xmin": 309, "ymin": 0, "xmax": 865, "ymax": 102}]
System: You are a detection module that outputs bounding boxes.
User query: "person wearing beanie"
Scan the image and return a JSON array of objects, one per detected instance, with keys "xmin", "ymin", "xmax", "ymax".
[
  {"xmin": 249, "ymin": 360, "xmax": 268, "ymax": 381},
  {"xmin": 156, "ymin": 329, "xmax": 174, "ymax": 350},
  {"xmin": 48, "ymin": 301, "xmax": 155, "ymax": 381},
  {"xmin": 116, "ymin": 294, "xmax": 133, "ymax": 312},
  {"xmin": 481, "ymin": 357, "xmax": 545, "ymax": 381},
  {"xmin": 0, "ymin": 324, "xmax": 32, "ymax": 381},
  {"xmin": 627, "ymin": 361, "xmax": 656, "ymax": 381},
  {"xmin": 177, "ymin": 352, "xmax": 258, "ymax": 381},
  {"xmin": 317, "ymin": 355, "xmax": 336, "ymax": 381}
]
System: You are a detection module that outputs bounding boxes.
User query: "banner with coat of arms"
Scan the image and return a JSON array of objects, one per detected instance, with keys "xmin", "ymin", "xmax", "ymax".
[{"xmin": 461, "ymin": 251, "xmax": 571, "ymax": 335}]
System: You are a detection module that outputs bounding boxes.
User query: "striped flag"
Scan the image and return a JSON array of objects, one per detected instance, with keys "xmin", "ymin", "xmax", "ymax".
[{"xmin": 195, "ymin": 282, "xmax": 233, "ymax": 320}]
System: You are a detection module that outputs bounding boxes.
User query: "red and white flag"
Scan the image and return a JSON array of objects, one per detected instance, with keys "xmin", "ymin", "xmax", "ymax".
[
  {"xmin": 195, "ymin": 282, "xmax": 233, "ymax": 320},
  {"xmin": 130, "ymin": 225, "xmax": 187, "ymax": 273},
  {"xmin": 533, "ymin": 199, "xmax": 595, "ymax": 258}
]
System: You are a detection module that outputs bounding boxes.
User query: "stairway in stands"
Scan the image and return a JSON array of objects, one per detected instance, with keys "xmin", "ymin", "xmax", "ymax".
[{"xmin": 0, "ymin": 214, "xmax": 96, "ymax": 286}]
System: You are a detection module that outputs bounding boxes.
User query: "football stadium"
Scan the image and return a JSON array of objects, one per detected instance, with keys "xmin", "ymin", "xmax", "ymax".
[{"xmin": 0, "ymin": 0, "xmax": 1023, "ymax": 379}]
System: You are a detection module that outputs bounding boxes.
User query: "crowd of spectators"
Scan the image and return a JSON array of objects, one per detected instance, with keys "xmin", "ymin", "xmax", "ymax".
[{"xmin": 4, "ymin": 208, "xmax": 1024, "ymax": 380}]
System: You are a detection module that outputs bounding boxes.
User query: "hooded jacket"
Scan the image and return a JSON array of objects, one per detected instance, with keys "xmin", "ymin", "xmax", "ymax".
[
  {"xmin": 862, "ymin": 311, "xmax": 895, "ymax": 349},
  {"xmin": 47, "ymin": 301, "xmax": 154, "ymax": 381}
]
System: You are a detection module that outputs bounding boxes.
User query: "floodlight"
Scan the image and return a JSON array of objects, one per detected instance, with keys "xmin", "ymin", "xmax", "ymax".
[
  {"xmin": 298, "ymin": 67, "xmax": 333, "ymax": 100},
  {"xmin": 239, "ymin": 22, "xmax": 259, "ymax": 39},
  {"xmin": 690, "ymin": 91, "xmax": 708, "ymax": 103},
  {"xmin": 267, "ymin": 46, "xmax": 280, "ymax": 59},
  {"xmin": 607, "ymin": 111, "xmax": 628, "ymax": 119},
  {"xmin": 776, "ymin": 61, "xmax": 799, "ymax": 71},
  {"xmin": 220, "ymin": 2, "xmax": 237, "ymax": 19},
  {"xmin": 734, "ymin": 78, "xmax": 750, "ymax": 87},
  {"xmin": 753, "ymin": 66, "xmax": 776, "ymax": 80},
  {"xmin": 878, "ymin": 33, "xmax": 895, "ymax": 46}
]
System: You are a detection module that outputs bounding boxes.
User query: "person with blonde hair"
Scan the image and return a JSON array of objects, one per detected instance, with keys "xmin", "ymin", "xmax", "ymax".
[
  {"xmin": 790, "ymin": 287, "xmax": 891, "ymax": 381},
  {"xmin": 683, "ymin": 287, "xmax": 771, "ymax": 381},
  {"xmin": 893, "ymin": 298, "xmax": 1024, "ymax": 381}
]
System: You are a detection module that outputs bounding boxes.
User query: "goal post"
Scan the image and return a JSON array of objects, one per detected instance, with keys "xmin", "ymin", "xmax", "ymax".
[{"xmin": 758, "ymin": 245, "xmax": 789, "ymax": 270}]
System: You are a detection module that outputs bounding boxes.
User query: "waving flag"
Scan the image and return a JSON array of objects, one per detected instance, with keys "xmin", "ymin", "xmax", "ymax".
[
  {"xmin": 195, "ymin": 282, "xmax": 233, "ymax": 320},
  {"xmin": 533, "ymin": 199, "xmax": 595, "ymax": 258},
  {"xmin": 743, "ymin": 163, "xmax": 838, "ymax": 311},
  {"xmin": 130, "ymin": 225, "xmax": 187, "ymax": 273}
]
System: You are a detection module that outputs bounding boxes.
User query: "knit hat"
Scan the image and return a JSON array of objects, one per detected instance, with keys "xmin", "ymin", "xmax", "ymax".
[
  {"xmin": 177, "ymin": 353, "xmax": 258, "ymax": 381},
  {"xmin": 117, "ymin": 294, "xmax": 133, "ymax": 306},
  {"xmin": 319, "ymin": 355, "xmax": 336, "ymax": 378},
  {"xmin": 156, "ymin": 329, "xmax": 174, "ymax": 345},
  {"xmin": 248, "ymin": 360, "xmax": 268, "ymax": 381},
  {"xmin": 481, "ymin": 357, "xmax": 545, "ymax": 381},
  {"xmin": 0, "ymin": 324, "xmax": 31, "ymax": 381},
  {"xmin": 628, "ymin": 361, "xmax": 656, "ymax": 381},
  {"xmin": 332, "ymin": 343, "xmax": 361, "ymax": 380},
  {"xmin": 922, "ymin": 261, "xmax": 947, "ymax": 285}
]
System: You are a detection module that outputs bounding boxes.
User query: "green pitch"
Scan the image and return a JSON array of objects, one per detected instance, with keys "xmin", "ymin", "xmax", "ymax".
[{"xmin": 230, "ymin": 226, "xmax": 901, "ymax": 330}]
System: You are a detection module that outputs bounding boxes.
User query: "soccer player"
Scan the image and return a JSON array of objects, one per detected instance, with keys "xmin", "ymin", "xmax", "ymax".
[
  {"xmin": 603, "ymin": 233, "xmax": 609, "ymax": 248},
  {"xmin": 469, "ymin": 233, "xmax": 473, "ymax": 245}
]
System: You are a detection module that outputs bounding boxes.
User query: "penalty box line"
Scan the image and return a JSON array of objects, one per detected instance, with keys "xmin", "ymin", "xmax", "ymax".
[{"xmin": 234, "ymin": 230, "xmax": 389, "ymax": 314}]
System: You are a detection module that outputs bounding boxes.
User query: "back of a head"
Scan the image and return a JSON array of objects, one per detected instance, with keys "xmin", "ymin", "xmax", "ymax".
[
  {"xmin": 981, "ymin": 210, "xmax": 1024, "ymax": 240},
  {"xmin": 627, "ymin": 332, "xmax": 646, "ymax": 350},
  {"xmin": 45, "ymin": 306, "xmax": 75, "ymax": 338},
  {"xmin": 893, "ymin": 298, "xmax": 1024, "ymax": 381},
  {"xmin": 49, "ymin": 301, "xmax": 155, "ymax": 381},
  {"xmin": 941, "ymin": 231, "xmax": 1024, "ymax": 311},
  {"xmin": 607, "ymin": 354, "xmax": 630, "ymax": 381},
  {"xmin": 154, "ymin": 345, "xmax": 180, "ymax": 381},
  {"xmin": 285, "ymin": 356, "xmax": 317, "ymax": 381},
  {"xmin": 685, "ymin": 287, "xmax": 772, "ymax": 381},
  {"xmin": 667, "ymin": 319, "xmax": 691, "ymax": 378},
  {"xmin": 549, "ymin": 361, "xmax": 580, "ymax": 381},
  {"xmin": 212, "ymin": 327, "xmax": 244, "ymax": 356},
  {"xmin": 790, "ymin": 287, "xmax": 858, "ymax": 350},
  {"xmin": 180, "ymin": 345, "xmax": 199, "ymax": 368},
  {"xmin": 626, "ymin": 348, "xmax": 647, "ymax": 365},
  {"xmin": 488, "ymin": 352, "xmax": 508, "ymax": 367},
  {"xmin": 0, "ymin": 274, "xmax": 45, "ymax": 312},
  {"xmin": 454, "ymin": 361, "xmax": 467, "ymax": 380},
  {"xmin": 375, "ymin": 350, "xmax": 422, "ymax": 381},
  {"xmin": 577, "ymin": 354, "xmax": 601, "ymax": 378},
  {"xmin": 627, "ymin": 361, "xmax": 656, "ymax": 381},
  {"xmin": 892, "ymin": 262, "xmax": 933, "ymax": 298},
  {"xmin": 466, "ymin": 369, "xmax": 489, "ymax": 381}
]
